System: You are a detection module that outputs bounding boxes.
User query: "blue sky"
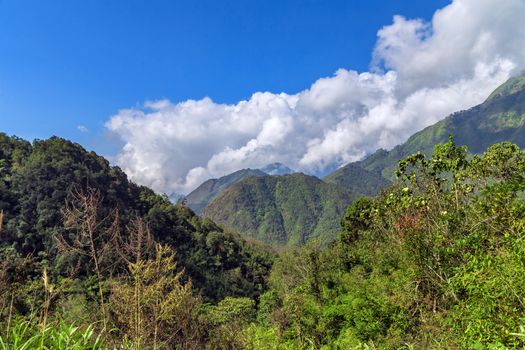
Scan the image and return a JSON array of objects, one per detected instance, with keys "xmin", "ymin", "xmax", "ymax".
[
  {"xmin": 0, "ymin": 0, "xmax": 448, "ymax": 152},
  {"xmin": 2, "ymin": 0, "xmax": 523, "ymax": 195}
]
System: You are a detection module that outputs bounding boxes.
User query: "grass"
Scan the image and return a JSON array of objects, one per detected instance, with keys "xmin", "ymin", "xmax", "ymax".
[{"xmin": 0, "ymin": 320, "xmax": 104, "ymax": 350}]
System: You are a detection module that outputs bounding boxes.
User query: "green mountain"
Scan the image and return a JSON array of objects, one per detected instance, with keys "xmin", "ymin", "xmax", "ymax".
[
  {"xmin": 184, "ymin": 168, "xmax": 267, "ymax": 214},
  {"xmin": 323, "ymin": 162, "xmax": 391, "ymax": 196},
  {"xmin": 354, "ymin": 73, "xmax": 525, "ymax": 179},
  {"xmin": 203, "ymin": 73, "xmax": 525, "ymax": 247},
  {"xmin": 201, "ymin": 173, "xmax": 358, "ymax": 246},
  {"xmin": 0, "ymin": 134, "xmax": 273, "ymax": 302}
]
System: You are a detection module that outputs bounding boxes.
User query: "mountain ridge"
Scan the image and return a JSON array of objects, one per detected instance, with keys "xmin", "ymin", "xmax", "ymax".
[
  {"xmin": 184, "ymin": 168, "xmax": 267, "ymax": 214},
  {"xmin": 201, "ymin": 172, "xmax": 359, "ymax": 246},
  {"xmin": 350, "ymin": 73, "xmax": 525, "ymax": 180},
  {"xmin": 323, "ymin": 162, "xmax": 391, "ymax": 196}
]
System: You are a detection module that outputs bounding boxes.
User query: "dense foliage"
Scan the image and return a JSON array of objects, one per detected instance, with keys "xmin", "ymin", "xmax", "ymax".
[
  {"xmin": 0, "ymin": 133, "xmax": 278, "ymax": 348},
  {"xmin": 245, "ymin": 137, "xmax": 525, "ymax": 348},
  {"xmin": 3, "ymin": 131, "xmax": 525, "ymax": 348},
  {"xmin": 202, "ymin": 173, "xmax": 358, "ymax": 246},
  {"xmin": 0, "ymin": 133, "xmax": 273, "ymax": 303}
]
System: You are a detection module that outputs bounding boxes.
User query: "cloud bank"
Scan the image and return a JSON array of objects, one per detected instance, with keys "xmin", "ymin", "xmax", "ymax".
[{"xmin": 106, "ymin": 0, "xmax": 525, "ymax": 195}]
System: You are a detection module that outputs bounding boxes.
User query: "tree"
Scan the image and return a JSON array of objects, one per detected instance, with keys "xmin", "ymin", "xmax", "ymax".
[
  {"xmin": 55, "ymin": 188, "xmax": 120, "ymax": 332},
  {"xmin": 110, "ymin": 244, "xmax": 204, "ymax": 350}
]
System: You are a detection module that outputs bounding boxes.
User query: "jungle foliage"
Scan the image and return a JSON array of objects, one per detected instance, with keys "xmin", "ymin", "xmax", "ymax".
[
  {"xmin": 3, "ymin": 133, "xmax": 525, "ymax": 348},
  {"xmin": 246, "ymin": 137, "xmax": 525, "ymax": 349}
]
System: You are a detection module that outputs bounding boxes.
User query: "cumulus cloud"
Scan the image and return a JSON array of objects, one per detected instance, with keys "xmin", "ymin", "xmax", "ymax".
[{"xmin": 106, "ymin": 0, "xmax": 525, "ymax": 195}]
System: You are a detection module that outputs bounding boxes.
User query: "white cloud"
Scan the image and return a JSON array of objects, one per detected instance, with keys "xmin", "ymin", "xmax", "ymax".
[
  {"xmin": 106, "ymin": 0, "xmax": 525, "ymax": 195},
  {"xmin": 77, "ymin": 125, "xmax": 89, "ymax": 133}
]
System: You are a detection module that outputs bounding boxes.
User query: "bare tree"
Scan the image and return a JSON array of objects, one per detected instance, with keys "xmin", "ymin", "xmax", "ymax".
[
  {"xmin": 55, "ymin": 187, "xmax": 120, "ymax": 333},
  {"xmin": 115, "ymin": 216, "xmax": 155, "ymax": 265}
]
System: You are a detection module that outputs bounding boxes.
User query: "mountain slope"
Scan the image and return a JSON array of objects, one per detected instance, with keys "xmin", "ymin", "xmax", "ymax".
[
  {"xmin": 201, "ymin": 173, "xmax": 358, "ymax": 246},
  {"xmin": 0, "ymin": 134, "xmax": 273, "ymax": 302},
  {"xmin": 354, "ymin": 73, "xmax": 525, "ymax": 179},
  {"xmin": 184, "ymin": 168, "xmax": 267, "ymax": 214},
  {"xmin": 323, "ymin": 162, "xmax": 391, "ymax": 196}
]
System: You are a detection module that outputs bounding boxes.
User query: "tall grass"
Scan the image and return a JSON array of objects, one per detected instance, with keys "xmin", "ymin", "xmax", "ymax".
[{"xmin": 0, "ymin": 320, "xmax": 104, "ymax": 350}]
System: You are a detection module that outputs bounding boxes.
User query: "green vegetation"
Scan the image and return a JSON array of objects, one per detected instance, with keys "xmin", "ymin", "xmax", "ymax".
[
  {"xmin": 0, "ymin": 133, "xmax": 276, "ymax": 348},
  {"xmin": 242, "ymin": 137, "xmax": 525, "ymax": 348},
  {"xmin": 201, "ymin": 173, "xmax": 358, "ymax": 246},
  {"xmin": 184, "ymin": 168, "xmax": 267, "ymax": 214},
  {"xmin": 0, "ymin": 134, "xmax": 274, "ymax": 303},
  {"xmin": 487, "ymin": 72, "xmax": 525, "ymax": 101},
  {"xmin": 0, "ymin": 320, "xmax": 103, "ymax": 350},
  {"xmin": 323, "ymin": 163, "xmax": 391, "ymax": 196},
  {"xmin": 480, "ymin": 111, "xmax": 525, "ymax": 132},
  {"xmin": 4, "ymin": 130, "xmax": 525, "ymax": 348}
]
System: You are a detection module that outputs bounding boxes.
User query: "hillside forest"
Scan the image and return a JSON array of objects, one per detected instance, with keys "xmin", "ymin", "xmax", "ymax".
[{"xmin": 2, "ymin": 131, "xmax": 525, "ymax": 349}]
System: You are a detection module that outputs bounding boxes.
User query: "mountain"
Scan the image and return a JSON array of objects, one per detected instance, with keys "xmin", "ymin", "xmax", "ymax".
[
  {"xmin": 168, "ymin": 191, "xmax": 184, "ymax": 203},
  {"xmin": 201, "ymin": 173, "xmax": 358, "ymax": 246},
  {"xmin": 348, "ymin": 73, "xmax": 525, "ymax": 180},
  {"xmin": 323, "ymin": 162, "xmax": 391, "ymax": 196},
  {"xmin": 0, "ymin": 134, "xmax": 273, "ymax": 302},
  {"xmin": 259, "ymin": 162, "xmax": 294, "ymax": 175},
  {"xmin": 202, "ymin": 73, "xmax": 525, "ymax": 247},
  {"xmin": 184, "ymin": 168, "xmax": 267, "ymax": 214},
  {"xmin": 184, "ymin": 164, "xmax": 294, "ymax": 214}
]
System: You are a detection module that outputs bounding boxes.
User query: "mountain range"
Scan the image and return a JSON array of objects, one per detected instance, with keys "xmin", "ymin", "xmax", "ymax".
[{"xmin": 185, "ymin": 73, "xmax": 525, "ymax": 246}]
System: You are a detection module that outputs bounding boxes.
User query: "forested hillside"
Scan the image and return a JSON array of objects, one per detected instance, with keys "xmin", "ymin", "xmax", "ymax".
[
  {"xmin": 0, "ymin": 134, "xmax": 273, "ymax": 302},
  {"xmin": 201, "ymin": 173, "xmax": 358, "ymax": 246},
  {"xmin": 184, "ymin": 168, "xmax": 267, "ymax": 214},
  {"xmin": 3, "ymin": 134, "xmax": 525, "ymax": 348},
  {"xmin": 323, "ymin": 163, "xmax": 391, "ymax": 196},
  {"xmin": 245, "ymin": 138, "xmax": 525, "ymax": 348}
]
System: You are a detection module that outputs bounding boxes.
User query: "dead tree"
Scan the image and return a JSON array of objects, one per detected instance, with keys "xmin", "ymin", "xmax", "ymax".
[{"xmin": 55, "ymin": 187, "xmax": 120, "ymax": 332}]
